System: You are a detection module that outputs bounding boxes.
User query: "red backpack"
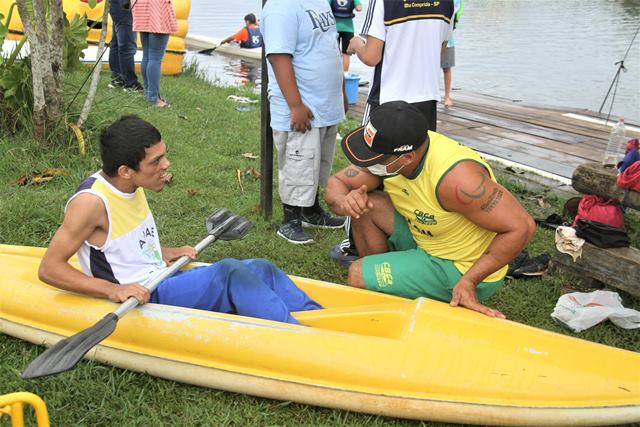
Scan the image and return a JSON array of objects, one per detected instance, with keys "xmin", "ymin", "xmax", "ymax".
[
  {"xmin": 572, "ymin": 195, "xmax": 625, "ymax": 229},
  {"xmin": 617, "ymin": 161, "xmax": 640, "ymax": 192}
]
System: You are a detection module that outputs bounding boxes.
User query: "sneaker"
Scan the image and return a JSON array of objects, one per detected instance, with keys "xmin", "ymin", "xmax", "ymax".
[
  {"xmin": 512, "ymin": 253, "xmax": 551, "ymax": 278},
  {"xmin": 108, "ymin": 79, "xmax": 124, "ymax": 89},
  {"xmin": 277, "ymin": 219, "xmax": 314, "ymax": 245},
  {"xmin": 301, "ymin": 210, "xmax": 346, "ymax": 229},
  {"xmin": 123, "ymin": 81, "xmax": 144, "ymax": 92},
  {"xmin": 329, "ymin": 242, "xmax": 358, "ymax": 267}
]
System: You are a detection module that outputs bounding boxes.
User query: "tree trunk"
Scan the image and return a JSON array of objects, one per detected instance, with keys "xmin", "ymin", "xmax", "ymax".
[
  {"xmin": 15, "ymin": 0, "xmax": 66, "ymax": 143},
  {"xmin": 77, "ymin": 0, "xmax": 110, "ymax": 129},
  {"xmin": 48, "ymin": 0, "xmax": 65, "ymax": 122},
  {"xmin": 572, "ymin": 162, "xmax": 640, "ymax": 210}
]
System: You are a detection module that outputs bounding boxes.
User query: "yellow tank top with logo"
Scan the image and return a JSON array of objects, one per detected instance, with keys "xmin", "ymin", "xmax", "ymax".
[{"xmin": 383, "ymin": 131, "xmax": 508, "ymax": 282}]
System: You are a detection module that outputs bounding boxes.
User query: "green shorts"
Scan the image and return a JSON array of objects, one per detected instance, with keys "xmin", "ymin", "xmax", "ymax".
[{"xmin": 362, "ymin": 211, "xmax": 504, "ymax": 302}]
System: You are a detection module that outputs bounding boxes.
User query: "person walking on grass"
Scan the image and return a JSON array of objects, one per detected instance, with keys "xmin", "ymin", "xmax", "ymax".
[
  {"xmin": 38, "ymin": 115, "xmax": 321, "ymax": 325},
  {"xmin": 107, "ymin": 0, "xmax": 144, "ymax": 92},
  {"xmin": 220, "ymin": 13, "xmax": 263, "ymax": 49},
  {"xmin": 132, "ymin": 0, "xmax": 177, "ymax": 108},
  {"xmin": 328, "ymin": 0, "xmax": 363, "ymax": 73},
  {"xmin": 262, "ymin": 0, "xmax": 347, "ymax": 245},
  {"xmin": 325, "ymin": 101, "xmax": 536, "ymax": 318}
]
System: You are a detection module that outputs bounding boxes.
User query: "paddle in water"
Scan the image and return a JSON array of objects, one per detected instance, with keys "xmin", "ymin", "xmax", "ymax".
[
  {"xmin": 197, "ymin": 44, "xmax": 220, "ymax": 55},
  {"xmin": 21, "ymin": 208, "xmax": 253, "ymax": 379}
]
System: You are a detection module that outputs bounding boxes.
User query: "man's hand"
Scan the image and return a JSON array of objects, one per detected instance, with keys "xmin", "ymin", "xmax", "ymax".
[
  {"xmin": 108, "ymin": 283, "xmax": 151, "ymax": 304},
  {"xmin": 290, "ymin": 103, "xmax": 314, "ymax": 132},
  {"xmin": 338, "ymin": 185, "xmax": 373, "ymax": 219},
  {"xmin": 162, "ymin": 246, "xmax": 197, "ymax": 264},
  {"xmin": 450, "ymin": 277, "xmax": 506, "ymax": 319},
  {"xmin": 346, "ymin": 36, "xmax": 365, "ymax": 55}
]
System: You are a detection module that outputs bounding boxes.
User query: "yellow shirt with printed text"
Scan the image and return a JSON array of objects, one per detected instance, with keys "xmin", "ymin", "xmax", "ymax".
[{"xmin": 383, "ymin": 131, "xmax": 508, "ymax": 282}]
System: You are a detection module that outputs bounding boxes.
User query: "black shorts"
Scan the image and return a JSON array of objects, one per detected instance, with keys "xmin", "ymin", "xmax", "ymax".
[{"xmin": 337, "ymin": 31, "xmax": 354, "ymax": 54}]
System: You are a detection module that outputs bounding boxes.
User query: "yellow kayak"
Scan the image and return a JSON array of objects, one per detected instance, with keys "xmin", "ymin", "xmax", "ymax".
[
  {"xmin": 0, "ymin": 0, "xmax": 190, "ymax": 75},
  {"xmin": 1, "ymin": 244, "xmax": 639, "ymax": 426}
]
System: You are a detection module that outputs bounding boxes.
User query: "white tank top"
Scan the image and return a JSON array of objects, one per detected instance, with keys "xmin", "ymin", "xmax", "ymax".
[{"xmin": 67, "ymin": 172, "xmax": 166, "ymax": 285}]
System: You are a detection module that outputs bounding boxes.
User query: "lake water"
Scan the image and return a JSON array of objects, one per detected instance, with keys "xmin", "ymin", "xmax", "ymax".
[{"xmin": 185, "ymin": 0, "xmax": 640, "ymax": 122}]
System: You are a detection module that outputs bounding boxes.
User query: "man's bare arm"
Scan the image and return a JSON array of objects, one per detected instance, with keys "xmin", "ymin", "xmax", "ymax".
[
  {"xmin": 267, "ymin": 53, "xmax": 314, "ymax": 132},
  {"xmin": 38, "ymin": 194, "xmax": 150, "ymax": 304},
  {"xmin": 438, "ymin": 161, "xmax": 536, "ymax": 317},
  {"xmin": 325, "ymin": 166, "xmax": 381, "ymax": 218},
  {"xmin": 346, "ymin": 35, "xmax": 384, "ymax": 66}
]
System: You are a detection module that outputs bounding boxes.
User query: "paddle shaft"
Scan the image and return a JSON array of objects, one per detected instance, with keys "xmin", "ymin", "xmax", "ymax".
[{"xmin": 112, "ymin": 234, "xmax": 216, "ymax": 318}]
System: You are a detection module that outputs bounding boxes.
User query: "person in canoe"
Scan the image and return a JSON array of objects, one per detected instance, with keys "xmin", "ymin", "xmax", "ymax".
[
  {"xmin": 325, "ymin": 101, "xmax": 536, "ymax": 318},
  {"xmin": 219, "ymin": 13, "xmax": 263, "ymax": 49},
  {"xmin": 38, "ymin": 115, "xmax": 320, "ymax": 325}
]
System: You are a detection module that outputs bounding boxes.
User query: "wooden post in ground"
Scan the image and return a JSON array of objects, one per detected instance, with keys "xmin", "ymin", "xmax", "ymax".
[{"xmin": 260, "ymin": 0, "xmax": 273, "ymax": 219}]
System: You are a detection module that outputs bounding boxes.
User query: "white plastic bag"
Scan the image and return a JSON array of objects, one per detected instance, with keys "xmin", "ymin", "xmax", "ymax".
[{"xmin": 551, "ymin": 290, "xmax": 640, "ymax": 332}]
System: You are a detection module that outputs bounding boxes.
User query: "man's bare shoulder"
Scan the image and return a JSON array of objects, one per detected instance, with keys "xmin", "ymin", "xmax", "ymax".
[
  {"xmin": 64, "ymin": 192, "xmax": 108, "ymax": 228},
  {"xmin": 438, "ymin": 160, "xmax": 493, "ymax": 211}
]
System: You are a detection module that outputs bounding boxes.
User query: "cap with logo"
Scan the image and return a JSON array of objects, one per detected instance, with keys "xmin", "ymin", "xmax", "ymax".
[{"xmin": 341, "ymin": 101, "xmax": 429, "ymax": 167}]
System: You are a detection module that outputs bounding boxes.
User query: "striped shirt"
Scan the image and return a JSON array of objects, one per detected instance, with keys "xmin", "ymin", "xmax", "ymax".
[
  {"xmin": 68, "ymin": 172, "xmax": 166, "ymax": 286},
  {"xmin": 361, "ymin": 0, "xmax": 455, "ymax": 105},
  {"xmin": 132, "ymin": 0, "xmax": 178, "ymax": 34}
]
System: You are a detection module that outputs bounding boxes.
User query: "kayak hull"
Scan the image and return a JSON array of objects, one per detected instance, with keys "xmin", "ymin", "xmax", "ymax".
[{"xmin": 1, "ymin": 245, "xmax": 639, "ymax": 426}]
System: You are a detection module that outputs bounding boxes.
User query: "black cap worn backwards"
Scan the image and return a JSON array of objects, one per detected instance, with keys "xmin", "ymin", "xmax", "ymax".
[{"xmin": 341, "ymin": 101, "xmax": 429, "ymax": 167}]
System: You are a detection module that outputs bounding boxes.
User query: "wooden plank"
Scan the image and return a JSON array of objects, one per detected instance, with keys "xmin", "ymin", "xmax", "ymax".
[
  {"xmin": 551, "ymin": 244, "xmax": 640, "ymax": 298},
  {"xmin": 572, "ymin": 162, "xmax": 640, "ymax": 210},
  {"xmin": 443, "ymin": 108, "xmax": 593, "ymax": 145},
  {"xmin": 446, "ymin": 128, "xmax": 582, "ymax": 178},
  {"xmin": 445, "ymin": 97, "xmax": 613, "ymax": 140},
  {"xmin": 451, "ymin": 122, "xmax": 602, "ymax": 162}
]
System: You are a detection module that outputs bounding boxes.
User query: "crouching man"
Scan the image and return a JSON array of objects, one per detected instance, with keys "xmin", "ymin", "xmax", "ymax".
[{"xmin": 325, "ymin": 101, "xmax": 536, "ymax": 318}]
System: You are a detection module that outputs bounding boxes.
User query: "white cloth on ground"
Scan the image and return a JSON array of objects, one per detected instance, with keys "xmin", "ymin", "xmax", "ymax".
[
  {"xmin": 555, "ymin": 226, "xmax": 585, "ymax": 262},
  {"xmin": 551, "ymin": 290, "xmax": 640, "ymax": 332}
]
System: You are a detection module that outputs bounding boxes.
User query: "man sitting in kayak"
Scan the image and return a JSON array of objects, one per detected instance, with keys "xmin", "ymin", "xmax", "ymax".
[
  {"xmin": 38, "ymin": 115, "xmax": 319, "ymax": 325},
  {"xmin": 220, "ymin": 13, "xmax": 263, "ymax": 49},
  {"xmin": 325, "ymin": 101, "xmax": 536, "ymax": 318}
]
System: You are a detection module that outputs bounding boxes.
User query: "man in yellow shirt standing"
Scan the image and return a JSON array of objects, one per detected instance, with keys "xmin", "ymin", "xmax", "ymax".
[{"xmin": 325, "ymin": 101, "xmax": 536, "ymax": 318}]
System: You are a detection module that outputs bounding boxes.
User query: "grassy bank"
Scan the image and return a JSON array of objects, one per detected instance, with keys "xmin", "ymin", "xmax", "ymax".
[{"xmin": 0, "ymin": 66, "xmax": 638, "ymax": 427}]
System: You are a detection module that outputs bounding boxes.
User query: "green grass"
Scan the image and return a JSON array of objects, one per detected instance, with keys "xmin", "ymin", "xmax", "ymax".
[{"xmin": 0, "ymin": 68, "xmax": 638, "ymax": 427}]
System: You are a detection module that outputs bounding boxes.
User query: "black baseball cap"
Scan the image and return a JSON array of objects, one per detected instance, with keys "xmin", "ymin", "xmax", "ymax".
[{"xmin": 341, "ymin": 101, "xmax": 429, "ymax": 167}]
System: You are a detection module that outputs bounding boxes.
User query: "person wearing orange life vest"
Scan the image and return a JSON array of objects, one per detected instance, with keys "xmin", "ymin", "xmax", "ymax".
[{"xmin": 220, "ymin": 13, "xmax": 263, "ymax": 49}]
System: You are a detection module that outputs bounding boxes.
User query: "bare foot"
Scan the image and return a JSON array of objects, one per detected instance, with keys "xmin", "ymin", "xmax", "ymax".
[
  {"xmin": 444, "ymin": 97, "xmax": 453, "ymax": 108},
  {"xmin": 155, "ymin": 99, "xmax": 170, "ymax": 108}
]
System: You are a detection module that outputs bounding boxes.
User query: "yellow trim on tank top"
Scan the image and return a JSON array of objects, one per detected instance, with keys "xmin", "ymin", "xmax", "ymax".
[{"xmin": 92, "ymin": 180, "xmax": 152, "ymax": 240}]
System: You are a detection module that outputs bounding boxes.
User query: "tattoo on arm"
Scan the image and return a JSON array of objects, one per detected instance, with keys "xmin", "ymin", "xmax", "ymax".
[
  {"xmin": 456, "ymin": 172, "xmax": 487, "ymax": 204},
  {"xmin": 344, "ymin": 167, "xmax": 361, "ymax": 178},
  {"xmin": 480, "ymin": 188, "xmax": 503, "ymax": 213}
]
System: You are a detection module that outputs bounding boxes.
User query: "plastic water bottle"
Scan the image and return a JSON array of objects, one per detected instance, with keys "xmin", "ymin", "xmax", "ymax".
[{"xmin": 603, "ymin": 118, "xmax": 626, "ymax": 167}]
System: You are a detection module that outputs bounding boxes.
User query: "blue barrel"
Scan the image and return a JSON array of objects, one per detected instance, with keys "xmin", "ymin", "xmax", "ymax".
[{"xmin": 344, "ymin": 73, "xmax": 361, "ymax": 105}]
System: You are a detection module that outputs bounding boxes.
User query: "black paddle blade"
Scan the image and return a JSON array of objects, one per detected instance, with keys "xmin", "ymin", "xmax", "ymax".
[
  {"xmin": 21, "ymin": 313, "xmax": 119, "ymax": 379},
  {"xmin": 218, "ymin": 217, "xmax": 253, "ymax": 241},
  {"xmin": 197, "ymin": 47, "xmax": 217, "ymax": 55},
  {"xmin": 205, "ymin": 208, "xmax": 234, "ymax": 236}
]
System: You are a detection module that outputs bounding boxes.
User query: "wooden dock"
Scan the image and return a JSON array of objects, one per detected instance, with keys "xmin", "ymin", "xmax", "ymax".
[{"xmin": 348, "ymin": 89, "xmax": 640, "ymax": 192}]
